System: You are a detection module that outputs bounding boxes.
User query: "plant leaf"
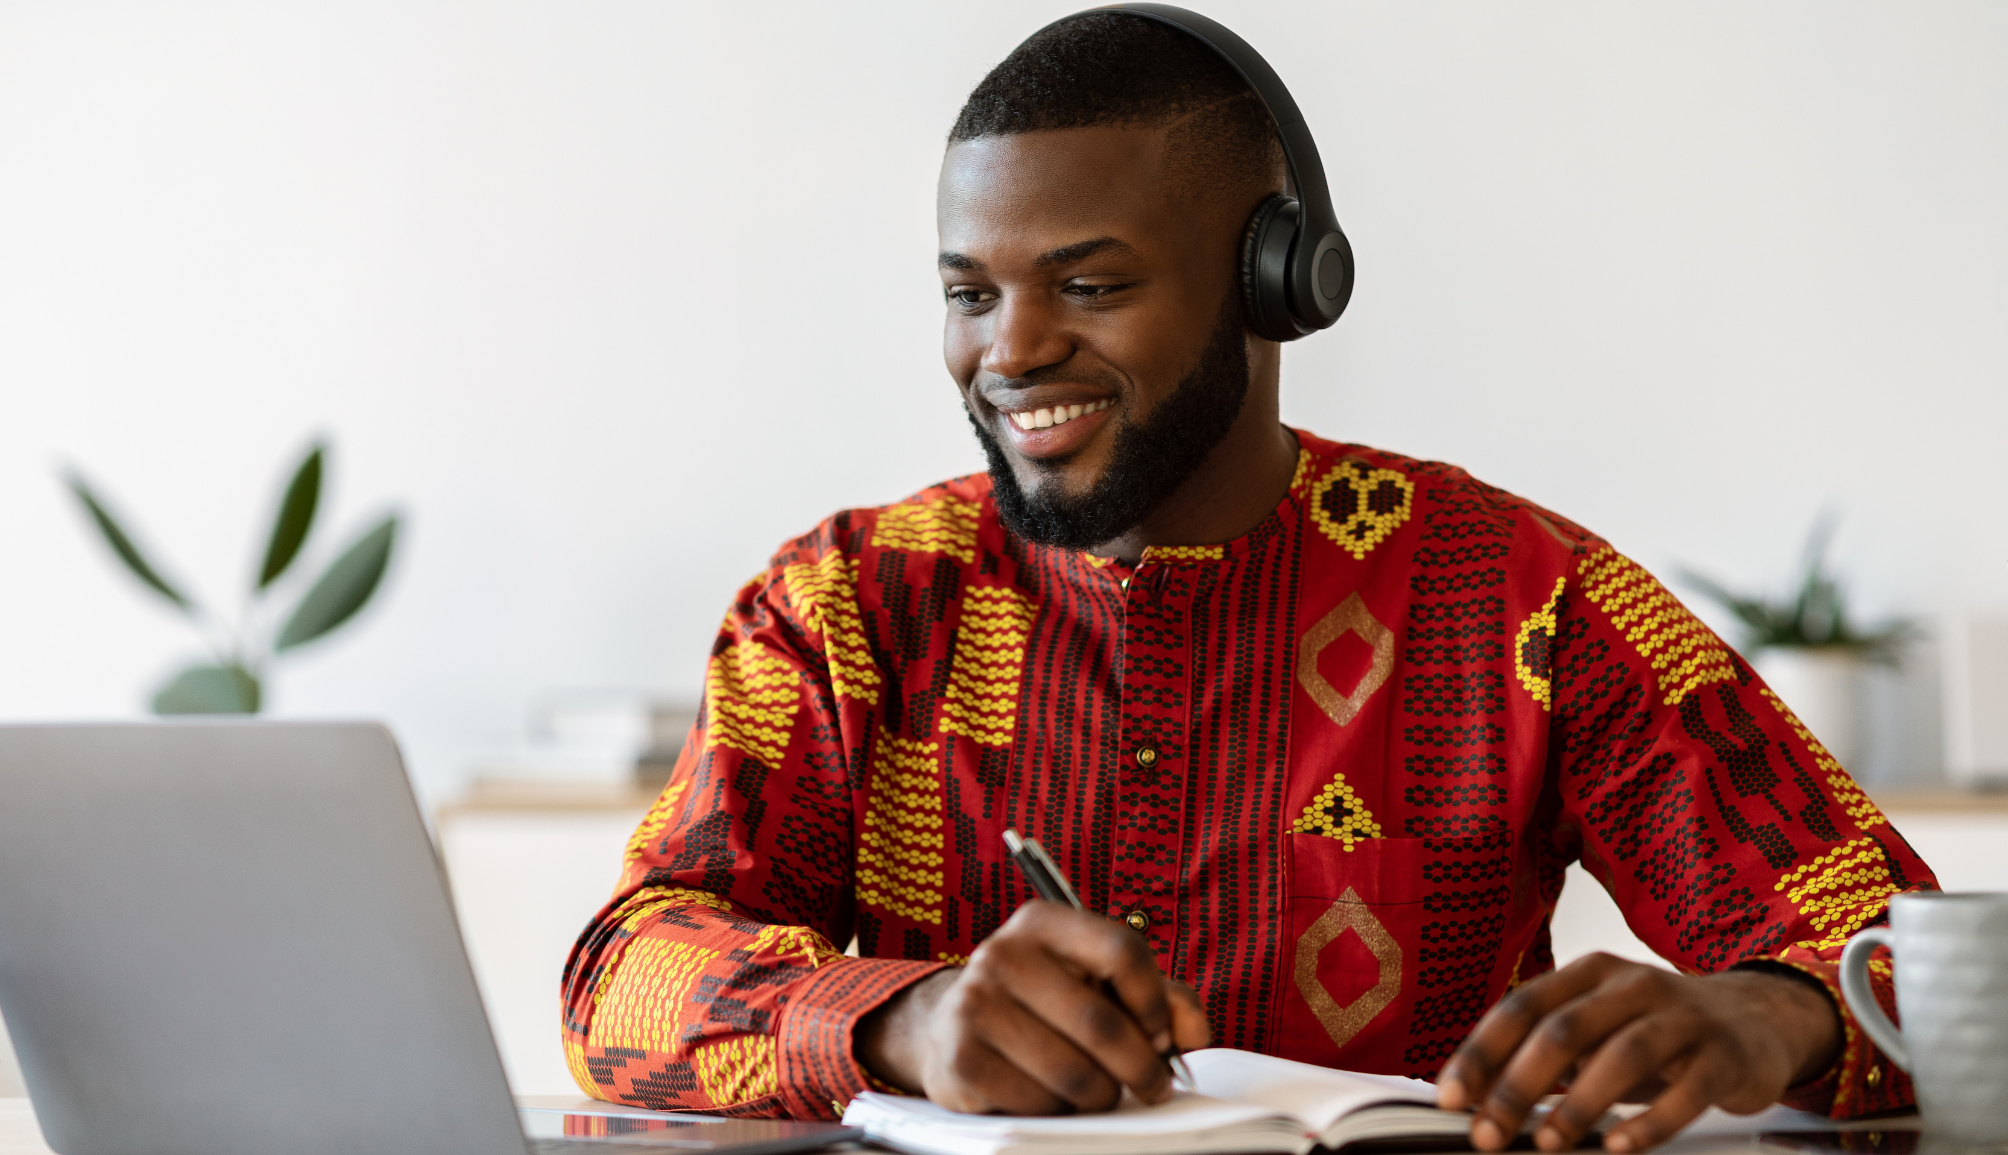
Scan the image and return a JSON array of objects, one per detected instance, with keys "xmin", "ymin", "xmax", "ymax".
[
  {"xmin": 152, "ymin": 663, "xmax": 261, "ymax": 714},
  {"xmin": 1680, "ymin": 512, "xmax": 1918, "ymax": 659},
  {"xmin": 1676, "ymin": 568, "xmax": 1767, "ymax": 628},
  {"xmin": 258, "ymin": 443, "xmax": 323, "ymax": 589},
  {"xmin": 275, "ymin": 516, "xmax": 398, "ymax": 651},
  {"xmin": 64, "ymin": 473, "xmax": 193, "ymax": 611}
]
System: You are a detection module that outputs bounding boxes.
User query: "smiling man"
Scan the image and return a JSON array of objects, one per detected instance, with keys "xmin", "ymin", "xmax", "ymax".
[{"xmin": 562, "ymin": 11, "xmax": 1931, "ymax": 1151}]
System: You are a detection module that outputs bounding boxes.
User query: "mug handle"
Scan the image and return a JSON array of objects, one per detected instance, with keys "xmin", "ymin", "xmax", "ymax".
[{"xmin": 1838, "ymin": 926, "xmax": 1910, "ymax": 1072}]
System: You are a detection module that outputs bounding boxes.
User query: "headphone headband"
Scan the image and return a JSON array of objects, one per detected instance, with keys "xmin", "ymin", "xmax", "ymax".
[{"xmin": 1023, "ymin": 4, "xmax": 1354, "ymax": 338}]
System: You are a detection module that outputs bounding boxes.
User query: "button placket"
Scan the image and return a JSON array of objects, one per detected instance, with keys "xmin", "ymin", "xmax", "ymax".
[{"xmin": 1110, "ymin": 561, "xmax": 1191, "ymax": 953}]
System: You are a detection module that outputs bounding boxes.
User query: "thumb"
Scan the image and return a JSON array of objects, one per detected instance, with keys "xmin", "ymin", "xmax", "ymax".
[{"xmin": 1165, "ymin": 980, "xmax": 1213, "ymax": 1051}]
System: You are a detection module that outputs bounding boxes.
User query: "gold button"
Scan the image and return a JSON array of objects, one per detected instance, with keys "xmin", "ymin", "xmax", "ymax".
[
  {"xmin": 1135, "ymin": 745, "xmax": 1158, "ymax": 768},
  {"xmin": 1125, "ymin": 910, "xmax": 1151, "ymax": 932},
  {"xmin": 1866, "ymin": 1066, "xmax": 1882, "ymax": 1088}
]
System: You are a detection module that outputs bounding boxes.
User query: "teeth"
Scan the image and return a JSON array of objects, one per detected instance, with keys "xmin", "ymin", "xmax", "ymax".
[{"xmin": 1006, "ymin": 399, "xmax": 1112, "ymax": 431}]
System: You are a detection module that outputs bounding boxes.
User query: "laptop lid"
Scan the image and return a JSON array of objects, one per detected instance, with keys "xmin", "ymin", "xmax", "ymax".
[{"xmin": 0, "ymin": 721, "xmax": 528, "ymax": 1155}]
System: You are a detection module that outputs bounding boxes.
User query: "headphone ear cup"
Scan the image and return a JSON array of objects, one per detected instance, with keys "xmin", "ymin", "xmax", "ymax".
[{"xmin": 1240, "ymin": 193, "xmax": 1306, "ymax": 343}]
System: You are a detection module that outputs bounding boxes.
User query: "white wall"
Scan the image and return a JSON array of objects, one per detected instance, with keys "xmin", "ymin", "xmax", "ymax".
[{"xmin": 2, "ymin": 2, "xmax": 2003, "ymax": 801}]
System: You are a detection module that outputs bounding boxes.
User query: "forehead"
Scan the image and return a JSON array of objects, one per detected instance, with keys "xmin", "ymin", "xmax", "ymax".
[{"xmin": 937, "ymin": 126, "xmax": 1177, "ymax": 262}]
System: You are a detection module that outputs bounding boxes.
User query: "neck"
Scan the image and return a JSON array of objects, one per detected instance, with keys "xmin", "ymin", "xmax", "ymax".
[{"xmin": 1091, "ymin": 339, "xmax": 1295, "ymax": 565}]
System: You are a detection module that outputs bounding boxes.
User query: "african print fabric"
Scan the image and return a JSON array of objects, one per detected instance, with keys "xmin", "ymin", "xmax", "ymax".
[{"xmin": 560, "ymin": 429, "xmax": 1931, "ymax": 1121}]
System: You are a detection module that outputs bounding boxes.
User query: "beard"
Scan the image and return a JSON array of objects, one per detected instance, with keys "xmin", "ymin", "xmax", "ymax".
[{"xmin": 969, "ymin": 295, "xmax": 1251, "ymax": 552}]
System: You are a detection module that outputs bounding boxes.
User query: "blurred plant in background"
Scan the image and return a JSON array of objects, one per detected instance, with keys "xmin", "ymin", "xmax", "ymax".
[
  {"xmin": 1679, "ymin": 513, "xmax": 1916, "ymax": 773},
  {"xmin": 1679, "ymin": 513, "xmax": 1915, "ymax": 664},
  {"xmin": 64, "ymin": 441, "xmax": 400, "ymax": 714}
]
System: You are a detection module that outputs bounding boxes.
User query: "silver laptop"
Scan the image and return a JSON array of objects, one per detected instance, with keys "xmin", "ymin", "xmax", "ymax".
[{"xmin": 0, "ymin": 721, "xmax": 860, "ymax": 1155}]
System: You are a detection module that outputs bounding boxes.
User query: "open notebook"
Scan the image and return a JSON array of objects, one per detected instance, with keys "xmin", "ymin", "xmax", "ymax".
[{"xmin": 843, "ymin": 1048, "xmax": 1490, "ymax": 1155}]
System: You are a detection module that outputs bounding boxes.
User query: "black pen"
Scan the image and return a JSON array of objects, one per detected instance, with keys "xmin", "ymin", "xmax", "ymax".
[{"xmin": 1002, "ymin": 828, "xmax": 1197, "ymax": 1094}]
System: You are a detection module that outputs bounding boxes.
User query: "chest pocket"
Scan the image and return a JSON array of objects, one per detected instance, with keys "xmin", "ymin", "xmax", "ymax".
[{"xmin": 1279, "ymin": 834, "xmax": 1424, "ymax": 1062}]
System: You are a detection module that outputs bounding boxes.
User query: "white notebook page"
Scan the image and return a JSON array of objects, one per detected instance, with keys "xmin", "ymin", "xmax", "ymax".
[
  {"xmin": 1181, "ymin": 1049, "xmax": 1438, "ymax": 1134},
  {"xmin": 847, "ymin": 1089, "xmax": 1291, "ymax": 1139}
]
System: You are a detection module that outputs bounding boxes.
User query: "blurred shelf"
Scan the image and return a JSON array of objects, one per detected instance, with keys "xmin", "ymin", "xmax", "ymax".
[
  {"xmin": 436, "ymin": 779, "xmax": 663, "ymax": 820},
  {"xmin": 1870, "ymin": 789, "xmax": 2008, "ymax": 813}
]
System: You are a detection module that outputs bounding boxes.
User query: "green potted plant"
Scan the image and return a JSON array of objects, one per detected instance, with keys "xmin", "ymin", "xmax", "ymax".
[
  {"xmin": 1681, "ymin": 515, "xmax": 1913, "ymax": 770},
  {"xmin": 65, "ymin": 441, "xmax": 400, "ymax": 714}
]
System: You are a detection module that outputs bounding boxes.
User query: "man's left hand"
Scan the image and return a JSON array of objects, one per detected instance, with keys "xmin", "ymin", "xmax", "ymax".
[{"xmin": 1435, "ymin": 953, "xmax": 1842, "ymax": 1153}]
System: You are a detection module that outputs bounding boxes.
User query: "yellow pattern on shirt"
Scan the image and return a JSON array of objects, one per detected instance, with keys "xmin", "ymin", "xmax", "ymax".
[
  {"xmin": 704, "ymin": 640, "xmax": 800, "ymax": 764},
  {"xmin": 783, "ymin": 553, "xmax": 883, "ymax": 706},
  {"xmin": 1292, "ymin": 770, "xmax": 1383, "ymax": 851},
  {"xmin": 1578, "ymin": 549, "xmax": 1739, "ymax": 707},
  {"xmin": 625, "ymin": 780, "xmax": 690, "ymax": 860},
  {"xmin": 695, "ymin": 1034, "xmax": 779, "ymax": 1104},
  {"xmin": 1309, "ymin": 461, "xmax": 1414, "ymax": 560},
  {"xmin": 1760, "ymin": 688, "xmax": 1888, "ymax": 831},
  {"xmin": 1514, "ymin": 578, "xmax": 1567, "ymax": 711},
  {"xmin": 1776, "ymin": 837, "xmax": 1899, "ymax": 950},
  {"xmin": 856, "ymin": 733, "xmax": 946, "ymax": 924},
  {"xmin": 591, "ymin": 938, "xmax": 721, "ymax": 1053},
  {"xmin": 940, "ymin": 586, "xmax": 1039, "ymax": 747},
  {"xmin": 870, "ymin": 495, "xmax": 981, "ymax": 564}
]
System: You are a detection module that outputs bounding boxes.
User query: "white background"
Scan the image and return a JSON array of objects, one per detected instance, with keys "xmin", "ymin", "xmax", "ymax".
[{"xmin": 3, "ymin": 2, "xmax": 2003, "ymax": 803}]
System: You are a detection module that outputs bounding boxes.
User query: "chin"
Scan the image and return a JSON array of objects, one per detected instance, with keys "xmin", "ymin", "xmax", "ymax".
[{"xmin": 1012, "ymin": 455, "xmax": 1096, "ymax": 495}]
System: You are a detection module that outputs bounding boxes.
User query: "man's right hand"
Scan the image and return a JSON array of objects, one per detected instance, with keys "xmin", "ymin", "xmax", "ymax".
[{"xmin": 857, "ymin": 902, "xmax": 1213, "ymax": 1114}]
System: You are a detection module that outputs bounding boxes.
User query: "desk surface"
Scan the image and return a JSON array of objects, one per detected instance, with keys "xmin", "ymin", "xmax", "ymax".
[
  {"xmin": 0, "ymin": 1096, "xmax": 1916, "ymax": 1155},
  {"xmin": 0, "ymin": 1101, "xmax": 44, "ymax": 1155}
]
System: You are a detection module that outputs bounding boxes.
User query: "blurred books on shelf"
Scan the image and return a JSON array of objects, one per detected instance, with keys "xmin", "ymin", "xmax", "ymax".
[{"xmin": 466, "ymin": 690, "xmax": 695, "ymax": 791}]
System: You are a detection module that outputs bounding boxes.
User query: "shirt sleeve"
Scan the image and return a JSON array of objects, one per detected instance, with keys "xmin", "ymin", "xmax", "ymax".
[
  {"xmin": 1545, "ymin": 547, "xmax": 1936, "ymax": 1119},
  {"xmin": 560, "ymin": 554, "xmax": 945, "ymax": 1119}
]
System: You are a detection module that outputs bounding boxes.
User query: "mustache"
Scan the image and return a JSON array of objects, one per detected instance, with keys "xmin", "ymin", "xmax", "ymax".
[{"xmin": 974, "ymin": 364, "xmax": 1127, "ymax": 406}]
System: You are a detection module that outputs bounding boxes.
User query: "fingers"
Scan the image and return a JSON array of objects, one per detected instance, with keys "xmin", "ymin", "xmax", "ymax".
[
  {"xmin": 923, "ymin": 902, "xmax": 1194, "ymax": 1112},
  {"xmin": 998, "ymin": 932, "xmax": 1173, "ymax": 1103},
  {"xmin": 1016, "ymin": 903, "xmax": 1177, "ymax": 1049},
  {"xmin": 1534, "ymin": 1009, "xmax": 1712, "ymax": 1153},
  {"xmin": 1476, "ymin": 975, "xmax": 1676, "ymax": 1146},
  {"xmin": 1443, "ymin": 959, "xmax": 1823, "ymax": 1155},
  {"xmin": 1597, "ymin": 1050, "xmax": 1726, "ymax": 1154},
  {"xmin": 929, "ymin": 1033, "xmax": 1077, "ymax": 1116},
  {"xmin": 1438, "ymin": 953, "xmax": 1627, "ymax": 1113},
  {"xmin": 953, "ymin": 976, "xmax": 1126, "ymax": 1112}
]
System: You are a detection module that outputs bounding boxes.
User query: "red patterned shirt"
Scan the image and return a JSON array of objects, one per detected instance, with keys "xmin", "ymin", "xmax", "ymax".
[{"xmin": 561, "ymin": 430, "xmax": 1931, "ymax": 1121}]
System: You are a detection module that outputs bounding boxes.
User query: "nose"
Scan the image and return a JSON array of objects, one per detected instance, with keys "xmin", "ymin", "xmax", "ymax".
[{"xmin": 979, "ymin": 293, "xmax": 1074, "ymax": 382}]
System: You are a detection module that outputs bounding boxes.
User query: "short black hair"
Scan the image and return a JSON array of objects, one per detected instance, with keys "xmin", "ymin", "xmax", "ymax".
[{"xmin": 950, "ymin": 11, "xmax": 1284, "ymax": 204}]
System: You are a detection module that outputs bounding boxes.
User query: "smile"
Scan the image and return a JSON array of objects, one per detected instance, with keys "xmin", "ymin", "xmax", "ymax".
[
  {"xmin": 1007, "ymin": 399, "xmax": 1113, "ymax": 430},
  {"xmin": 993, "ymin": 395, "xmax": 1116, "ymax": 460}
]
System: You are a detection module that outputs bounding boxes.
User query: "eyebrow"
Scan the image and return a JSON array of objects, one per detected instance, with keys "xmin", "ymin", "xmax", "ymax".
[
  {"xmin": 1034, "ymin": 236, "xmax": 1137, "ymax": 267},
  {"xmin": 936, "ymin": 236, "xmax": 1140, "ymax": 272}
]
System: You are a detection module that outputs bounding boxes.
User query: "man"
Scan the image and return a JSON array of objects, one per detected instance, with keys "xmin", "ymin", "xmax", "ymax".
[{"xmin": 562, "ymin": 13, "xmax": 1930, "ymax": 1152}]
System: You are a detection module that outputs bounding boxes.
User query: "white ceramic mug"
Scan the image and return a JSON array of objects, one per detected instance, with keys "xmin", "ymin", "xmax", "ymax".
[{"xmin": 1840, "ymin": 892, "xmax": 2008, "ymax": 1144}]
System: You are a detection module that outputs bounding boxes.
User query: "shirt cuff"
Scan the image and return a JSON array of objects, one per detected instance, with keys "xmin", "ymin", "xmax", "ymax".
[
  {"xmin": 775, "ymin": 956, "xmax": 947, "ymax": 1120},
  {"xmin": 1736, "ymin": 954, "xmax": 1913, "ymax": 1118}
]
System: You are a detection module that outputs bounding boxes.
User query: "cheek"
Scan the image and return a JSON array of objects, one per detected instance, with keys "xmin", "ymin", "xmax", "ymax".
[{"xmin": 942, "ymin": 315, "xmax": 985, "ymax": 384}]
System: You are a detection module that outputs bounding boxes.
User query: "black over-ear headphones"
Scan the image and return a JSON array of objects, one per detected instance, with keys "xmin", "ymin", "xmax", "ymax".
[{"xmin": 1028, "ymin": 4, "xmax": 1354, "ymax": 342}]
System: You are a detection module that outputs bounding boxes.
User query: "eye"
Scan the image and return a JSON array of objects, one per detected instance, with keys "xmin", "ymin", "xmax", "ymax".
[
  {"xmin": 1064, "ymin": 281, "xmax": 1133, "ymax": 302},
  {"xmin": 946, "ymin": 288, "xmax": 997, "ymax": 310}
]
